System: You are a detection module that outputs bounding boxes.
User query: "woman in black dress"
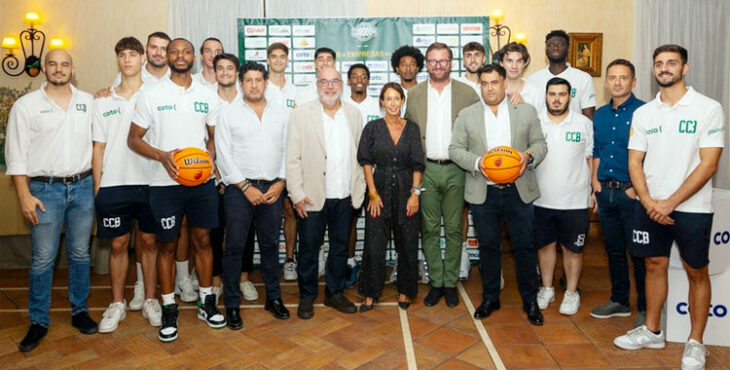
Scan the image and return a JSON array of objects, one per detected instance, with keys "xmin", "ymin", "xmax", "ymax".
[{"xmin": 357, "ymin": 82, "xmax": 424, "ymax": 311}]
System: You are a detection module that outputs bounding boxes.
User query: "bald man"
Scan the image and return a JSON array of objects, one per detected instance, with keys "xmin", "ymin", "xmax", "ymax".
[{"xmin": 6, "ymin": 49, "xmax": 98, "ymax": 352}]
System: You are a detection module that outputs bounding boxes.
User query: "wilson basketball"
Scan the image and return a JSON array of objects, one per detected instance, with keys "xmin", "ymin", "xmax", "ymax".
[
  {"xmin": 482, "ymin": 146, "xmax": 522, "ymax": 184},
  {"xmin": 173, "ymin": 147, "xmax": 213, "ymax": 187}
]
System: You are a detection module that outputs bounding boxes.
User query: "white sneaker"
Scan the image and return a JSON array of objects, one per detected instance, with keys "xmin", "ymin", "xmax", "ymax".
[
  {"xmin": 240, "ymin": 280, "xmax": 259, "ymax": 301},
  {"xmin": 283, "ymin": 260, "xmax": 298, "ymax": 281},
  {"xmin": 613, "ymin": 325, "xmax": 666, "ymax": 350},
  {"xmin": 537, "ymin": 286, "xmax": 555, "ymax": 310},
  {"xmin": 191, "ymin": 270, "xmax": 200, "ymax": 291},
  {"xmin": 500, "ymin": 270, "xmax": 505, "ymax": 290},
  {"xmin": 418, "ymin": 259, "xmax": 429, "ymax": 285},
  {"xmin": 211, "ymin": 285, "xmax": 223, "ymax": 305},
  {"xmin": 142, "ymin": 298, "xmax": 162, "ymax": 327},
  {"xmin": 129, "ymin": 281, "xmax": 145, "ymax": 311},
  {"xmin": 175, "ymin": 276, "xmax": 198, "ymax": 303},
  {"xmin": 459, "ymin": 243, "xmax": 471, "ymax": 281},
  {"xmin": 318, "ymin": 249, "xmax": 326, "ymax": 278},
  {"xmin": 681, "ymin": 339, "xmax": 708, "ymax": 370},
  {"xmin": 99, "ymin": 301, "xmax": 126, "ymax": 333},
  {"xmin": 559, "ymin": 290, "xmax": 580, "ymax": 315}
]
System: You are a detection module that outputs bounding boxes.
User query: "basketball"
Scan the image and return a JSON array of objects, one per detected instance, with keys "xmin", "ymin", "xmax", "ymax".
[
  {"xmin": 481, "ymin": 146, "xmax": 522, "ymax": 184},
  {"xmin": 173, "ymin": 147, "xmax": 213, "ymax": 187}
]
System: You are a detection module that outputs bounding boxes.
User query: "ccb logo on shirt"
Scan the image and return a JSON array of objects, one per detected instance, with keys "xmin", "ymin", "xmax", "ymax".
[
  {"xmin": 194, "ymin": 101, "xmax": 209, "ymax": 113},
  {"xmin": 570, "ymin": 88, "xmax": 576, "ymax": 97},
  {"xmin": 565, "ymin": 131, "xmax": 582, "ymax": 142},
  {"xmin": 75, "ymin": 104, "xmax": 87, "ymax": 112},
  {"xmin": 678, "ymin": 119, "xmax": 697, "ymax": 134}
]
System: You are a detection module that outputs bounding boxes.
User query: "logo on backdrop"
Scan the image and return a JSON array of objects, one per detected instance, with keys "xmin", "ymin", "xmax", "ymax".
[
  {"xmin": 712, "ymin": 231, "xmax": 729, "ymax": 245},
  {"xmin": 676, "ymin": 302, "xmax": 727, "ymax": 318},
  {"xmin": 351, "ymin": 22, "xmax": 377, "ymax": 42}
]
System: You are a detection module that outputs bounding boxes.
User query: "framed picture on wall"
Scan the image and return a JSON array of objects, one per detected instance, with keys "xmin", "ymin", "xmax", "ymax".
[{"xmin": 568, "ymin": 33, "xmax": 603, "ymax": 77}]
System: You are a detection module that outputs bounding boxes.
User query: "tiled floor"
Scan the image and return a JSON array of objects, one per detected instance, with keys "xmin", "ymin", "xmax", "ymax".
[{"xmin": 1, "ymin": 228, "xmax": 729, "ymax": 368}]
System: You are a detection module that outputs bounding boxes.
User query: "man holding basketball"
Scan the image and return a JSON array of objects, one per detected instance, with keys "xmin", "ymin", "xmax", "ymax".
[
  {"xmin": 128, "ymin": 37, "xmax": 225, "ymax": 342},
  {"xmin": 449, "ymin": 63, "xmax": 546, "ymax": 325}
]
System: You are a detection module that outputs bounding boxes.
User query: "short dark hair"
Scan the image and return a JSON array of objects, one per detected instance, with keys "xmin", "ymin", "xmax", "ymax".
[
  {"xmin": 200, "ymin": 37, "xmax": 223, "ymax": 54},
  {"xmin": 238, "ymin": 61, "xmax": 268, "ymax": 81},
  {"xmin": 463, "ymin": 42, "xmax": 485, "ymax": 54},
  {"xmin": 267, "ymin": 42, "xmax": 289, "ymax": 57},
  {"xmin": 546, "ymin": 77, "xmax": 572, "ymax": 92},
  {"xmin": 347, "ymin": 63, "xmax": 370, "ymax": 80},
  {"xmin": 379, "ymin": 82, "xmax": 406, "ymax": 106},
  {"xmin": 115, "ymin": 37, "xmax": 144, "ymax": 55},
  {"xmin": 426, "ymin": 42, "xmax": 453, "ymax": 60},
  {"xmin": 315, "ymin": 47, "xmax": 336, "ymax": 61},
  {"xmin": 477, "ymin": 63, "xmax": 506, "ymax": 79},
  {"xmin": 653, "ymin": 44, "xmax": 688, "ymax": 64},
  {"xmin": 214, "ymin": 53, "xmax": 240, "ymax": 70},
  {"xmin": 545, "ymin": 29, "xmax": 570, "ymax": 45},
  {"xmin": 169, "ymin": 38, "xmax": 194, "ymax": 50},
  {"xmin": 496, "ymin": 42, "xmax": 530, "ymax": 67},
  {"xmin": 147, "ymin": 31, "xmax": 170, "ymax": 44},
  {"xmin": 606, "ymin": 58, "xmax": 636, "ymax": 78},
  {"xmin": 390, "ymin": 45, "xmax": 424, "ymax": 73}
]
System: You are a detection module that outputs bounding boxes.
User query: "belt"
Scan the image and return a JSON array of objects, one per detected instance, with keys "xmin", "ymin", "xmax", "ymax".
[
  {"xmin": 488, "ymin": 182, "xmax": 514, "ymax": 189},
  {"xmin": 427, "ymin": 158, "xmax": 453, "ymax": 165},
  {"xmin": 600, "ymin": 180, "xmax": 632, "ymax": 189},
  {"xmin": 249, "ymin": 178, "xmax": 279, "ymax": 185},
  {"xmin": 30, "ymin": 169, "xmax": 92, "ymax": 184}
]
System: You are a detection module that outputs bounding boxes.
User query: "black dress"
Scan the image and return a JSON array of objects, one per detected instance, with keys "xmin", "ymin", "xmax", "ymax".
[{"xmin": 357, "ymin": 118, "xmax": 425, "ymax": 299}]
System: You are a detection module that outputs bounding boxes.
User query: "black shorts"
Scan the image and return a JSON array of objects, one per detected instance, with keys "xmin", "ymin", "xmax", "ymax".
[
  {"xmin": 149, "ymin": 180, "xmax": 219, "ymax": 243},
  {"xmin": 95, "ymin": 185, "xmax": 156, "ymax": 239},
  {"xmin": 534, "ymin": 206, "xmax": 589, "ymax": 253},
  {"xmin": 631, "ymin": 203, "xmax": 713, "ymax": 269}
]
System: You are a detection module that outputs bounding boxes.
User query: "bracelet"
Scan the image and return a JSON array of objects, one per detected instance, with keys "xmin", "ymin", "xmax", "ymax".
[{"xmin": 368, "ymin": 191, "xmax": 379, "ymax": 200}]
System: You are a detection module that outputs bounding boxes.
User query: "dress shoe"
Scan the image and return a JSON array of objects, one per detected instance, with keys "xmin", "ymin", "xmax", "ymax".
[
  {"xmin": 298, "ymin": 300, "xmax": 314, "ymax": 319},
  {"xmin": 474, "ymin": 300, "xmax": 501, "ymax": 319},
  {"xmin": 265, "ymin": 298, "xmax": 290, "ymax": 320},
  {"xmin": 72, "ymin": 312, "xmax": 98, "ymax": 334},
  {"xmin": 226, "ymin": 308, "xmax": 243, "ymax": 330},
  {"xmin": 359, "ymin": 297, "xmax": 377, "ymax": 313},
  {"xmin": 19, "ymin": 324, "xmax": 48, "ymax": 352},
  {"xmin": 424, "ymin": 287, "xmax": 444, "ymax": 307},
  {"xmin": 324, "ymin": 294, "xmax": 357, "ymax": 313},
  {"xmin": 398, "ymin": 300, "xmax": 411, "ymax": 310},
  {"xmin": 523, "ymin": 301, "xmax": 544, "ymax": 326},
  {"xmin": 445, "ymin": 287, "xmax": 459, "ymax": 307}
]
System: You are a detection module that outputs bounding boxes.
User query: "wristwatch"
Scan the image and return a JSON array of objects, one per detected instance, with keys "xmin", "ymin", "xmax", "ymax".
[{"xmin": 410, "ymin": 184, "xmax": 424, "ymax": 196}]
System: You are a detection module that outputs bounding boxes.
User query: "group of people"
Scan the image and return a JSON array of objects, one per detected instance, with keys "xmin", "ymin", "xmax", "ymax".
[{"xmin": 5, "ymin": 26, "xmax": 724, "ymax": 370}]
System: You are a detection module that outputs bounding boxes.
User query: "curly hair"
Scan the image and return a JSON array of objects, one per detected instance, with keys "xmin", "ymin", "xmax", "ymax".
[{"xmin": 390, "ymin": 45, "xmax": 424, "ymax": 73}]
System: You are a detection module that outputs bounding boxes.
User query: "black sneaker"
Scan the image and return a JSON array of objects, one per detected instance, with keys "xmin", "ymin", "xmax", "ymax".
[
  {"xmin": 71, "ymin": 312, "xmax": 98, "ymax": 334},
  {"xmin": 159, "ymin": 304, "xmax": 179, "ymax": 342},
  {"xmin": 197, "ymin": 294, "xmax": 226, "ymax": 328},
  {"xmin": 444, "ymin": 287, "xmax": 459, "ymax": 307},
  {"xmin": 19, "ymin": 323, "xmax": 48, "ymax": 352}
]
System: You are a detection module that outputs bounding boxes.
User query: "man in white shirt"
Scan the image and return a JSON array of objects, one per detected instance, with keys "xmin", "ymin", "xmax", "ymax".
[
  {"xmin": 192, "ymin": 37, "xmax": 223, "ymax": 91},
  {"xmin": 286, "ymin": 67, "xmax": 366, "ymax": 319},
  {"xmin": 6, "ymin": 50, "xmax": 98, "ymax": 352},
  {"xmin": 533, "ymin": 78, "xmax": 594, "ymax": 316},
  {"xmin": 216, "ymin": 61, "xmax": 291, "ymax": 329},
  {"xmin": 295, "ymin": 47, "xmax": 337, "ymax": 106},
  {"xmin": 496, "ymin": 42, "xmax": 543, "ymax": 109},
  {"xmin": 128, "ymin": 38, "xmax": 225, "ymax": 342},
  {"xmin": 110, "ymin": 32, "xmax": 171, "ymax": 88},
  {"xmin": 344, "ymin": 63, "xmax": 381, "ymax": 126},
  {"xmin": 93, "ymin": 37, "xmax": 161, "ymax": 334},
  {"xmin": 614, "ymin": 44, "xmax": 725, "ymax": 370},
  {"xmin": 526, "ymin": 30, "xmax": 596, "ymax": 119},
  {"xmin": 391, "ymin": 45, "xmax": 424, "ymax": 92},
  {"xmin": 454, "ymin": 41, "xmax": 485, "ymax": 95}
]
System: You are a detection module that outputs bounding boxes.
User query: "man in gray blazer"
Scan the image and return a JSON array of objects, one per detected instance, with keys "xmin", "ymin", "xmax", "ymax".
[
  {"xmin": 449, "ymin": 64, "xmax": 547, "ymax": 325},
  {"xmin": 286, "ymin": 67, "xmax": 366, "ymax": 319}
]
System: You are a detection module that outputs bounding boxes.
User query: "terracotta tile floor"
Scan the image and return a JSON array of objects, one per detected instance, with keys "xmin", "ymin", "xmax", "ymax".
[{"xmin": 1, "ymin": 228, "xmax": 729, "ymax": 369}]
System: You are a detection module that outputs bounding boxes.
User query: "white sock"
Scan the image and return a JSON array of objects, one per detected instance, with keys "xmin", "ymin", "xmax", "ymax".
[
  {"xmin": 347, "ymin": 257, "xmax": 356, "ymax": 267},
  {"xmin": 175, "ymin": 260, "xmax": 189, "ymax": 283},
  {"xmin": 161, "ymin": 293, "xmax": 175, "ymax": 306},
  {"xmin": 136, "ymin": 262, "xmax": 144, "ymax": 283},
  {"xmin": 199, "ymin": 286, "xmax": 212, "ymax": 302}
]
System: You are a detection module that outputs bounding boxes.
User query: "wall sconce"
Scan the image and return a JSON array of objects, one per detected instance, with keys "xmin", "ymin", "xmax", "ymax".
[
  {"xmin": 1, "ymin": 12, "xmax": 64, "ymax": 77},
  {"xmin": 488, "ymin": 10, "xmax": 527, "ymax": 62}
]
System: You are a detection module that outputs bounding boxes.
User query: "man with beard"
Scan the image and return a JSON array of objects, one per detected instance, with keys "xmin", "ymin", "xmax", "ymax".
[
  {"xmin": 454, "ymin": 41, "xmax": 486, "ymax": 94},
  {"xmin": 448, "ymin": 63, "xmax": 546, "ymax": 325},
  {"xmin": 527, "ymin": 30, "xmax": 596, "ymax": 119},
  {"xmin": 496, "ymin": 42, "xmax": 543, "ymax": 109},
  {"xmin": 344, "ymin": 63, "xmax": 381, "ymax": 126},
  {"xmin": 128, "ymin": 38, "xmax": 225, "ymax": 342},
  {"xmin": 614, "ymin": 44, "xmax": 724, "ymax": 370},
  {"xmin": 110, "ymin": 32, "xmax": 171, "ymax": 88},
  {"xmin": 286, "ymin": 66, "xmax": 366, "ymax": 319},
  {"xmin": 193, "ymin": 37, "xmax": 224, "ymax": 90},
  {"xmin": 533, "ymin": 78, "xmax": 594, "ymax": 316},
  {"xmin": 296, "ymin": 47, "xmax": 339, "ymax": 106},
  {"xmin": 405, "ymin": 42, "xmax": 479, "ymax": 308},
  {"xmin": 6, "ymin": 49, "xmax": 98, "ymax": 352}
]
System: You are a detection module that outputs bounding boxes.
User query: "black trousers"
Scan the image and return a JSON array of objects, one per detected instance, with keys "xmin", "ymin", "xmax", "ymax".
[{"xmin": 210, "ymin": 188, "xmax": 255, "ymax": 277}]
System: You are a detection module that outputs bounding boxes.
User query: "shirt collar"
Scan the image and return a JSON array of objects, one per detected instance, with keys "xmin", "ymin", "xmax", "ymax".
[
  {"xmin": 427, "ymin": 79, "xmax": 452, "ymax": 95},
  {"xmin": 540, "ymin": 109, "xmax": 573, "ymax": 126},
  {"xmin": 39, "ymin": 81, "xmax": 79, "ymax": 105},
  {"xmin": 608, "ymin": 93, "xmax": 639, "ymax": 111},
  {"xmin": 164, "ymin": 75, "xmax": 199, "ymax": 93},
  {"xmin": 544, "ymin": 63, "xmax": 572, "ymax": 77},
  {"xmin": 319, "ymin": 101, "xmax": 344, "ymax": 117},
  {"xmin": 481, "ymin": 96, "xmax": 509, "ymax": 116},
  {"xmin": 656, "ymin": 86, "xmax": 696, "ymax": 108}
]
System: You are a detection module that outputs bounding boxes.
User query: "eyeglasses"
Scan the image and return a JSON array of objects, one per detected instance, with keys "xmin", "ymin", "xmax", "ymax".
[
  {"xmin": 317, "ymin": 78, "xmax": 342, "ymax": 86},
  {"xmin": 426, "ymin": 59, "xmax": 450, "ymax": 67}
]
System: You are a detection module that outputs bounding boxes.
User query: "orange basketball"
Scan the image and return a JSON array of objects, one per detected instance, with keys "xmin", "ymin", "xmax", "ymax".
[
  {"xmin": 481, "ymin": 146, "xmax": 522, "ymax": 184},
  {"xmin": 173, "ymin": 147, "xmax": 213, "ymax": 187}
]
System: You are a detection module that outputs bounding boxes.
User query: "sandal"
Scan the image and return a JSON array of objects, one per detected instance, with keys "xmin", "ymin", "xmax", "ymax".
[
  {"xmin": 398, "ymin": 295, "xmax": 411, "ymax": 310},
  {"xmin": 359, "ymin": 297, "xmax": 377, "ymax": 313}
]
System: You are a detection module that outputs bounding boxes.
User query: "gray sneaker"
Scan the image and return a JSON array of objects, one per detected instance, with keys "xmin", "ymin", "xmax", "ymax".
[
  {"xmin": 591, "ymin": 300, "xmax": 631, "ymax": 318},
  {"xmin": 633, "ymin": 310, "xmax": 646, "ymax": 328}
]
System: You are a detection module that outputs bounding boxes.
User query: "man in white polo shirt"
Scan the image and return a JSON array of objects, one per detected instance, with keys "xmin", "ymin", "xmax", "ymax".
[
  {"xmin": 6, "ymin": 49, "xmax": 98, "ymax": 352},
  {"xmin": 192, "ymin": 37, "xmax": 223, "ymax": 91},
  {"xmin": 110, "ymin": 32, "xmax": 171, "ymax": 89},
  {"xmin": 533, "ymin": 77, "xmax": 594, "ymax": 316},
  {"xmin": 454, "ymin": 41, "xmax": 485, "ymax": 95},
  {"xmin": 614, "ymin": 44, "xmax": 724, "ymax": 370},
  {"xmin": 344, "ymin": 63, "xmax": 382, "ymax": 126},
  {"xmin": 527, "ymin": 30, "xmax": 596, "ymax": 119},
  {"xmin": 93, "ymin": 37, "xmax": 161, "ymax": 333},
  {"xmin": 128, "ymin": 38, "xmax": 225, "ymax": 342},
  {"xmin": 496, "ymin": 42, "xmax": 543, "ymax": 109}
]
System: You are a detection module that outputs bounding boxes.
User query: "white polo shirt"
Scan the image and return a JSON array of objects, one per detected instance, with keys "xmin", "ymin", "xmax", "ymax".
[
  {"xmin": 265, "ymin": 80, "xmax": 298, "ymax": 117},
  {"xmin": 535, "ymin": 110, "xmax": 594, "ymax": 209},
  {"xmin": 5, "ymin": 82, "xmax": 93, "ymax": 177},
  {"xmin": 343, "ymin": 94, "xmax": 382, "ymax": 127},
  {"xmin": 526, "ymin": 64, "xmax": 596, "ymax": 115},
  {"xmin": 323, "ymin": 105, "xmax": 352, "ymax": 199},
  {"xmin": 518, "ymin": 78, "xmax": 544, "ymax": 111},
  {"xmin": 192, "ymin": 71, "xmax": 218, "ymax": 91},
  {"xmin": 92, "ymin": 87, "xmax": 150, "ymax": 187},
  {"xmin": 628, "ymin": 87, "xmax": 725, "ymax": 213},
  {"xmin": 132, "ymin": 77, "xmax": 220, "ymax": 187},
  {"xmin": 215, "ymin": 98, "xmax": 288, "ymax": 185},
  {"xmin": 425, "ymin": 80, "xmax": 453, "ymax": 160},
  {"xmin": 454, "ymin": 75, "xmax": 481, "ymax": 95},
  {"xmin": 112, "ymin": 62, "xmax": 170, "ymax": 88}
]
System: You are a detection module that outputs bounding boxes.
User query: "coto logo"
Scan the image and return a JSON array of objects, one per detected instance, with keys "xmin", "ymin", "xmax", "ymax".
[
  {"xmin": 676, "ymin": 302, "xmax": 727, "ymax": 318},
  {"xmin": 713, "ymin": 231, "xmax": 730, "ymax": 245}
]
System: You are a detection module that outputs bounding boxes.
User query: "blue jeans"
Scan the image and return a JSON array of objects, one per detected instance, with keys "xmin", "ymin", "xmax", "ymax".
[
  {"xmin": 28, "ymin": 176, "xmax": 95, "ymax": 327},
  {"xmin": 596, "ymin": 187, "xmax": 646, "ymax": 311}
]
